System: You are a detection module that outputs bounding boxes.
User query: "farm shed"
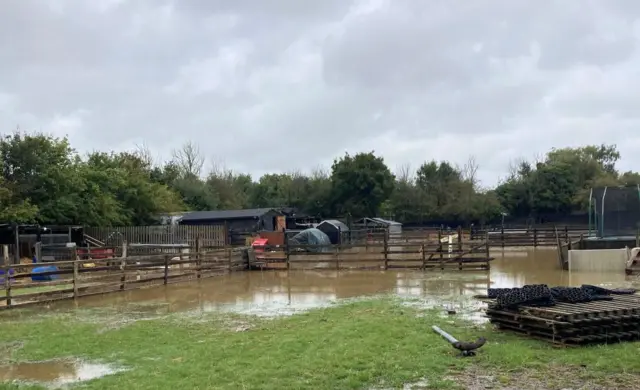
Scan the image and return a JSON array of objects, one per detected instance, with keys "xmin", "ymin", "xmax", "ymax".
[
  {"xmin": 179, "ymin": 208, "xmax": 285, "ymax": 232},
  {"xmin": 355, "ymin": 217, "xmax": 403, "ymax": 235},
  {"xmin": 316, "ymin": 219, "xmax": 349, "ymax": 245}
]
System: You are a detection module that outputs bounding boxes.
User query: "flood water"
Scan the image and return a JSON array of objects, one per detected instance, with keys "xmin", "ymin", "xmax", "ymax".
[
  {"xmin": 2, "ymin": 249, "xmax": 639, "ymax": 386},
  {"xmin": 0, "ymin": 359, "xmax": 122, "ymax": 387},
  {"xmin": 27, "ymin": 248, "xmax": 638, "ymax": 317}
]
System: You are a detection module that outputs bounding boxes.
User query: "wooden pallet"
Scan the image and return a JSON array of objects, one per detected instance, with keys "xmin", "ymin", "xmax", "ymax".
[{"xmin": 481, "ymin": 294, "xmax": 640, "ymax": 346}]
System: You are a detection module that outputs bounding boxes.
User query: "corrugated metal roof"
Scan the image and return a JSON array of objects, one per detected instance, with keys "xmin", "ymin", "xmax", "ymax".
[
  {"xmin": 180, "ymin": 208, "xmax": 281, "ymax": 221},
  {"xmin": 371, "ymin": 217, "xmax": 402, "ymax": 225},
  {"xmin": 355, "ymin": 217, "xmax": 402, "ymax": 226}
]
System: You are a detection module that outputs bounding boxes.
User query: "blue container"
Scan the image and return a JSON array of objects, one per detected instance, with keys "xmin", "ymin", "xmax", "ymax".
[
  {"xmin": 0, "ymin": 268, "xmax": 15, "ymax": 284},
  {"xmin": 32, "ymin": 266, "xmax": 59, "ymax": 282}
]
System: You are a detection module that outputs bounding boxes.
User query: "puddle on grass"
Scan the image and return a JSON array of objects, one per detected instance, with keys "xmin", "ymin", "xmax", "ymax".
[
  {"xmin": 0, "ymin": 359, "xmax": 123, "ymax": 388},
  {"xmin": 8, "ymin": 249, "xmax": 640, "ymax": 320}
]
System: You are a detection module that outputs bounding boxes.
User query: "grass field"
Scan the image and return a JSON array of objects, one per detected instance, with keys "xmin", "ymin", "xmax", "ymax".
[{"xmin": 1, "ymin": 297, "xmax": 639, "ymax": 389}]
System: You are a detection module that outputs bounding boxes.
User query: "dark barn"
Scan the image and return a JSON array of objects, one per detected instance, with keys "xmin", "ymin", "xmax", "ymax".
[{"xmin": 179, "ymin": 208, "xmax": 284, "ymax": 232}]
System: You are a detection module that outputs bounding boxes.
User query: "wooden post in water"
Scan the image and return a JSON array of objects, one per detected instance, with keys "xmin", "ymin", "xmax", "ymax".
[
  {"xmin": 227, "ymin": 248, "xmax": 232, "ymax": 272},
  {"xmin": 457, "ymin": 226, "xmax": 462, "ymax": 252},
  {"xmin": 383, "ymin": 231, "xmax": 389, "ymax": 270},
  {"xmin": 533, "ymin": 228, "xmax": 538, "ymax": 247},
  {"xmin": 500, "ymin": 226, "xmax": 505, "ymax": 249},
  {"xmin": 120, "ymin": 257, "xmax": 126, "ymax": 291},
  {"xmin": 121, "ymin": 239, "xmax": 128, "ymax": 286},
  {"xmin": 564, "ymin": 226, "xmax": 569, "ymax": 244},
  {"xmin": 485, "ymin": 232, "xmax": 490, "ymax": 270},
  {"xmin": 438, "ymin": 229, "xmax": 443, "ymax": 270},
  {"xmin": 421, "ymin": 243, "xmax": 426, "ymax": 270},
  {"xmin": 285, "ymin": 235, "xmax": 290, "ymax": 271},
  {"xmin": 163, "ymin": 255, "xmax": 169, "ymax": 284},
  {"xmin": 335, "ymin": 245, "xmax": 340, "ymax": 270},
  {"xmin": 195, "ymin": 237, "xmax": 201, "ymax": 279},
  {"xmin": 73, "ymin": 260, "xmax": 79, "ymax": 299}
]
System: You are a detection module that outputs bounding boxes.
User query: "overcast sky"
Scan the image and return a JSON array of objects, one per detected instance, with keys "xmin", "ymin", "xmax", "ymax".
[{"xmin": 1, "ymin": 0, "xmax": 639, "ymax": 187}]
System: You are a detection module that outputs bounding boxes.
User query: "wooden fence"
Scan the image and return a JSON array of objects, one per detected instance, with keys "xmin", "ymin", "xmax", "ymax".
[
  {"xmin": 0, "ymin": 248, "xmax": 245, "ymax": 310},
  {"xmin": 84, "ymin": 225, "xmax": 226, "ymax": 248},
  {"xmin": 249, "ymin": 237, "xmax": 492, "ymax": 271},
  {"xmin": 483, "ymin": 226, "xmax": 588, "ymax": 248},
  {"xmin": 389, "ymin": 226, "xmax": 588, "ymax": 248}
]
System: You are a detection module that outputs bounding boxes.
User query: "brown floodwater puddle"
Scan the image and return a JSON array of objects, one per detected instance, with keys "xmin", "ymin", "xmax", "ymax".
[
  {"xmin": 6, "ymin": 248, "xmax": 640, "ymax": 319},
  {"xmin": 0, "ymin": 359, "xmax": 123, "ymax": 387}
]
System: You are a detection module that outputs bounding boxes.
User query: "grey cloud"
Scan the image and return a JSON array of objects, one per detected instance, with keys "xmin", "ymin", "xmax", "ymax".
[{"xmin": 1, "ymin": 0, "xmax": 640, "ymax": 186}]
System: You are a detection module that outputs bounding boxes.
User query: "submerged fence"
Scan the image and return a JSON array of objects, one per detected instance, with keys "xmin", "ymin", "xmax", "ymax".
[
  {"xmin": 250, "ymin": 230, "xmax": 493, "ymax": 271},
  {"xmin": 343, "ymin": 226, "xmax": 588, "ymax": 248},
  {"xmin": 0, "ymin": 247, "xmax": 245, "ymax": 310}
]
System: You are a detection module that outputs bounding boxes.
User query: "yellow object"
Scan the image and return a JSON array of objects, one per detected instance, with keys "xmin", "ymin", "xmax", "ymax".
[{"xmin": 83, "ymin": 263, "xmax": 96, "ymax": 268}]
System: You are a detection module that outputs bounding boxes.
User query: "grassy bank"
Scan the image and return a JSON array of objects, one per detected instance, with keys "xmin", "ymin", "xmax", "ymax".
[{"xmin": 1, "ymin": 298, "xmax": 639, "ymax": 389}]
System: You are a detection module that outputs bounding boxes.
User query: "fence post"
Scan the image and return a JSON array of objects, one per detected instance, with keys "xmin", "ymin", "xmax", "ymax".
[
  {"xmin": 227, "ymin": 248, "xmax": 232, "ymax": 272},
  {"xmin": 335, "ymin": 245, "xmax": 340, "ymax": 270},
  {"xmin": 164, "ymin": 255, "xmax": 169, "ymax": 285},
  {"xmin": 421, "ymin": 243, "xmax": 426, "ymax": 270},
  {"xmin": 456, "ymin": 226, "xmax": 462, "ymax": 251},
  {"xmin": 285, "ymin": 236, "xmax": 290, "ymax": 270},
  {"xmin": 4, "ymin": 266, "xmax": 11, "ymax": 307},
  {"xmin": 500, "ymin": 226, "xmax": 505, "ymax": 249},
  {"xmin": 35, "ymin": 242, "xmax": 42, "ymax": 263},
  {"xmin": 564, "ymin": 226, "xmax": 569, "ymax": 244},
  {"xmin": 383, "ymin": 231, "xmax": 389, "ymax": 270},
  {"xmin": 73, "ymin": 260, "xmax": 79, "ymax": 300},
  {"xmin": 533, "ymin": 228, "xmax": 538, "ymax": 247},
  {"xmin": 438, "ymin": 229, "xmax": 443, "ymax": 269},
  {"xmin": 485, "ymin": 232, "xmax": 490, "ymax": 269},
  {"xmin": 120, "ymin": 257, "xmax": 126, "ymax": 291},
  {"xmin": 195, "ymin": 237, "xmax": 201, "ymax": 279}
]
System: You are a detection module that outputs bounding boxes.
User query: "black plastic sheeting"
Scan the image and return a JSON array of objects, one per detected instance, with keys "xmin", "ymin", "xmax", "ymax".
[
  {"xmin": 288, "ymin": 228, "xmax": 332, "ymax": 253},
  {"xmin": 488, "ymin": 284, "xmax": 637, "ymax": 309}
]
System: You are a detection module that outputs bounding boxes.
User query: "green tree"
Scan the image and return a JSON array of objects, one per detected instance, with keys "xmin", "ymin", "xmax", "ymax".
[
  {"xmin": 84, "ymin": 152, "xmax": 184, "ymax": 225},
  {"xmin": 0, "ymin": 132, "xmax": 83, "ymax": 224},
  {"xmin": 0, "ymin": 176, "xmax": 38, "ymax": 223},
  {"xmin": 329, "ymin": 152, "xmax": 395, "ymax": 218}
]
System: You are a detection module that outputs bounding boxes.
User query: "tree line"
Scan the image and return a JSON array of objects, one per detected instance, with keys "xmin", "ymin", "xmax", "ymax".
[{"xmin": 1, "ymin": 132, "xmax": 637, "ymax": 227}]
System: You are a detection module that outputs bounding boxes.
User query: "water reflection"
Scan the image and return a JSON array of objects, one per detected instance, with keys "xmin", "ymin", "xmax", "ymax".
[
  {"xmin": 0, "ymin": 359, "xmax": 122, "ymax": 386},
  {"xmin": 8, "ymin": 248, "xmax": 640, "ymax": 316}
]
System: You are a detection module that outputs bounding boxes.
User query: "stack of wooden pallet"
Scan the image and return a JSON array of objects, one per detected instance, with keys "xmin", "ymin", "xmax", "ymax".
[{"xmin": 482, "ymin": 294, "xmax": 640, "ymax": 346}]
